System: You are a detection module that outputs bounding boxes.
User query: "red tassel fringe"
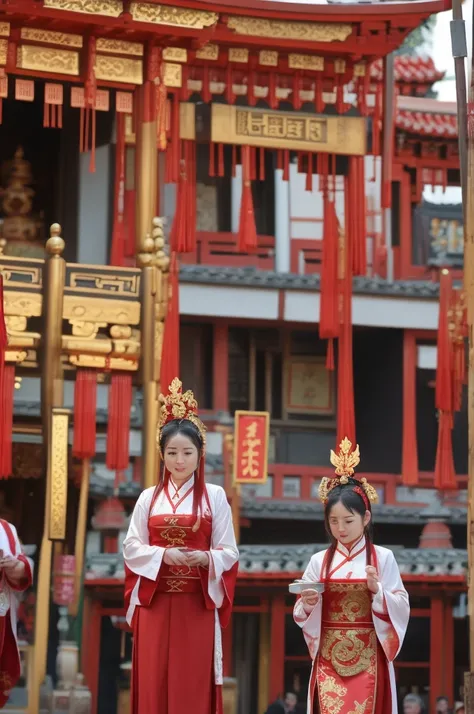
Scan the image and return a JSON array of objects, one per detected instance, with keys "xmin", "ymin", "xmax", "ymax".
[
  {"xmin": 170, "ymin": 139, "xmax": 196, "ymax": 253},
  {"xmin": 0, "ymin": 365, "xmax": 14, "ymax": 478},
  {"xmin": 160, "ymin": 253, "xmax": 181, "ymax": 393},
  {"xmin": 237, "ymin": 145, "xmax": 258, "ymax": 253},
  {"xmin": 72, "ymin": 369, "xmax": 97, "ymax": 460},
  {"xmin": 106, "ymin": 373, "xmax": 133, "ymax": 473}
]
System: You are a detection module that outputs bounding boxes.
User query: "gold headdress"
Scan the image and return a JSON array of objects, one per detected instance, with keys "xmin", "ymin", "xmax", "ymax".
[
  {"xmin": 157, "ymin": 378, "xmax": 207, "ymax": 451},
  {"xmin": 318, "ymin": 437, "xmax": 378, "ymax": 507}
]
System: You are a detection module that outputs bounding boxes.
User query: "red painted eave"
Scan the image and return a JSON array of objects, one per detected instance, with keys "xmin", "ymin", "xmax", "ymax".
[{"xmin": 157, "ymin": 0, "xmax": 451, "ymax": 20}]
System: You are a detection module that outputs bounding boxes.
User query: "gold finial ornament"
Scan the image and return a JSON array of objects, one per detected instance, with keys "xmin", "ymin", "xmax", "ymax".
[
  {"xmin": 330, "ymin": 437, "xmax": 360, "ymax": 476},
  {"xmin": 157, "ymin": 378, "xmax": 206, "ymax": 450},
  {"xmin": 318, "ymin": 437, "xmax": 378, "ymax": 506}
]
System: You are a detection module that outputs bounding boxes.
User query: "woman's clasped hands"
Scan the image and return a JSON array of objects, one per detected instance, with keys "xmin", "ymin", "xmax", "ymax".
[{"xmin": 163, "ymin": 547, "xmax": 209, "ymax": 568}]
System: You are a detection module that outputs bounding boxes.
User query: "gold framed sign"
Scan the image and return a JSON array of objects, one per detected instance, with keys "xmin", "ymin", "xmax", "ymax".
[
  {"xmin": 211, "ymin": 104, "xmax": 366, "ymax": 156},
  {"xmin": 286, "ymin": 357, "xmax": 334, "ymax": 415}
]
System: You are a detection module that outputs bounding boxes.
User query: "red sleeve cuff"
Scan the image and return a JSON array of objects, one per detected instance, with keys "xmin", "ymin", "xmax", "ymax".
[{"xmin": 5, "ymin": 555, "xmax": 32, "ymax": 592}]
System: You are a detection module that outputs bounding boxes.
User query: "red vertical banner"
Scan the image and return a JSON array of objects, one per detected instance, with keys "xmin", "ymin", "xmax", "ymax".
[{"xmin": 233, "ymin": 410, "xmax": 269, "ymax": 485}]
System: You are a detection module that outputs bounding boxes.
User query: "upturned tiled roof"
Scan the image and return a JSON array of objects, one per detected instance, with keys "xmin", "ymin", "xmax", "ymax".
[
  {"xmin": 180, "ymin": 265, "xmax": 444, "ymax": 298},
  {"xmin": 371, "ymin": 56, "xmax": 445, "ymax": 85},
  {"xmin": 85, "ymin": 544, "xmax": 466, "ymax": 581},
  {"xmin": 241, "ymin": 498, "xmax": 467, "ymax": 525}
]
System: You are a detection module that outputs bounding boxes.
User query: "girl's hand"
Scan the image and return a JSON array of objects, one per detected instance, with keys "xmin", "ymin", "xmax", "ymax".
[
  {"xmin": 0, "ymin": 556, "xmax": 25, "ymax": 580},
  {"xmin": 366, "ymin": 565, "xmax": 380, "ymax": 594},
  {"xmin": 163, "ymin": 548, "xmax": 189, "ymax": 566},
  {"xmin": 186, "ymin": 551, "xmax": 209, "ymax": 568},
  {"xmin": 300, "ymin": 588, "xmax": 320, "ymax": 609}
]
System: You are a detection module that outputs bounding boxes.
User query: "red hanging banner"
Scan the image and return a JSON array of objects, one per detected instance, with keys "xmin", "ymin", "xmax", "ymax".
[
  {"xmin": 233, "ymin": 411, "xmax": 269, "ymax": 485},
  {"xmin": 106, "ymin": 373, "xmax": 133, "ymax": 473},
  {"xmin": 72, "ymin": 369, "xmax": 97, "ymax": 460}
]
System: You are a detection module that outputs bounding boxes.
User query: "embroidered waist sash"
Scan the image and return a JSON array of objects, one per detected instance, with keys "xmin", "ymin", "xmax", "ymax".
[{"xmin": 317, "ymin": 580, "xmax": 378, "ymax": 714}]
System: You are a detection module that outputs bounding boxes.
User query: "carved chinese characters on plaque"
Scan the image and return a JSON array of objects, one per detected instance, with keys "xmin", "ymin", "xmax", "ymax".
[
  {"xmin": 233, "ymin": 411, "xmax": 269, "ymax": 485},
  {"xmin": 211, "ymin": 105, "xmax": 366, "ymax": 156}
]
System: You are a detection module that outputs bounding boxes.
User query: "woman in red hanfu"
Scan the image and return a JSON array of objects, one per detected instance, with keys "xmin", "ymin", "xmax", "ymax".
[
  {"xmin": 293, "ymin": 438, "xmax": 409, "ymax": 714},
  {"xmin": 0, "ymin": 519, "xmax": 33, "ymax": 707},
  {"xmin": 123, "ymin": 378, "xmax": 239, "ymax": 714}
]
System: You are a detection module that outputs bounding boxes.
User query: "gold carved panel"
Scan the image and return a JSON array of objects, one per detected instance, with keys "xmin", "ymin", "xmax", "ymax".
[
  {"xmin": 49, "ymin": 409, "xmax": 69, "ymax": 541},
  {"xmin": 67, "ymin": 269, "xmax": 139, "ymax": 297},
  {"xmin": 96, "ymin": 38, "xmax": 143, "ymax": 56},
  {"xmin": 228, "ymin": 48, "xmax": 249, "ymax": 64},
  {"xmin": 95, "ymin": 55, "xmax": 143, "ymax": 85},
  {"xmin": 163, "ymin": 47, "xmax": 187, "ymax": 63},
  {"xmin": 130, "ymin": 3, "xmax": 218, "ymax": 29},
  {"xmin": 17, "ymin": 46, "xmax": 79, "ymax": 76},
  {"xmin": 63, "ymin": 295, "xmax": 140, "ymax": 326},
  {"xmin": 69, "ymin": 355, "xmax": 138, "ymax": 371},
  {"xmin": 0, "ymin": 23, "xmax": 10, "ymax": 37},
  {"xmin": 163, "ymin": 62, "xmax": 182, "ymax": 88},
  {"xmin": 289, "ymin": 54, "xmax": 324, "ymax": 71},
  {"xmin": 43, "ymin": 0, "xmax": 123, "ymax": 16},
  {"xmin": 196, "ymin": 44, "xmax": 219, "ymax": 61},
  {"xmin": 0, "ymin": 40, "xmax": 7, "ymax": 66},
  {"xmin": 20, "ymin": 28, "xmax": 83, "ymax": 47},
  {"xmin": 4, "ymin": 291, "xmax": 42, "ymax": 317},
  {"xmin": 227, "ymin": 16, "xmax": 352, "ymax": 43},
  {"xmin": 259, "ymin": 51, "xmax": 278, "ymax": 67},
  {"xmin": 211, "ymin": 105, "xmax": 367, "ymax": 156}
]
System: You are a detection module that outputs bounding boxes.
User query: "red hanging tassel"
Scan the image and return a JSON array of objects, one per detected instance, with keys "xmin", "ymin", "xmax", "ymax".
[
  {"xmin": 72, "ymin": 369, "xmax": 97, "ymax": 460},
  {"xmin": 283, "ymin": 149, "xmax": 290, "ymax": 182},
  {"xmin": 232, "ymin": 145, "xmax": 237, "ymax": 178},
  {"xmin": 218, "ymin": 143, "xmax": 225, "ymax": 178},
  {"xmin": 0, "ymin": 365, "xmax": 14, "ymax": 478},
  {"xmin": 326, "ymin": 338, "xmax": 335, "ymax": 371},
  {"xmin": 237, "ymin": 145, "xmax": 258, "ymax": 253},
  {"xmin": 81, "ymin": 37, "xmax": 97, "ymax": 173},
  {"xmin": 110, "ymin": 112, "xmax": 126, "ymax": 266},
  {"xmin": 348, "ymin": 156, "xmax": 367, "ymax": 276},
  {"xmin": 305, "ymin": 153, "xmax": 313, "ymax": 192},
  {"xmin": 314, "ymin": 74, "xmax": 325, "ymax": 115},
  {"xmin": 434, "ymin": 270, "xmax": 457, "ymax": 491},
  {"xmin": 170, "ymin": 140, "xmax": 196, "ymax": 253},
  {"xmin": 319, "ymin": 196, "xmax": 339, "ymax": 344},
  {"xmin": 156, "ymin": 71, "xmax": 167, "ymax": 152},
  {"xmin": 259, "ymin": 147, "xmax": 265, "ymax": 182},
  {"xmin": 269, "ymin": 72, "xmax": 278, "ymax": 111},
  {"xmin": 106, "ymin": 373, "xmax": 133, "ymax": 472},
  {"xmin": 160, "ymin": 253, "xmax": 180, "ymax": 394},
  {"xmin": 44, "ymin": 83, "xmax": 63, "ymax": 129}
]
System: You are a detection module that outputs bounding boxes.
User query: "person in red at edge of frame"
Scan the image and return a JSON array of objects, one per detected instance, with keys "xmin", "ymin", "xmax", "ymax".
[
  {"xmin": 0, "ymin": 519, "xmax": 33, "ymax": 708},
  {"xmin": 123, "ymin": 378, "xmax": 239, "ymax": 714},
  {"xmin": 293, "ymin": 438, "xmax": 410, "ymax": 714}
]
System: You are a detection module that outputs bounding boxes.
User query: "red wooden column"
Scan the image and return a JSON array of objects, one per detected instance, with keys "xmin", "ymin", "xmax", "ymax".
[
  {"xmin": 430, "ymin": 597, "xmax": 444, "ymax": 713},
  {"xmin": 270, "ymin": 593, "xmax": 285, "ymax": 702},
  {"xmin": 81, "ymin": 597, "xmax": 102, "ymax": 714},
  {"xmin": 443, "ymin": 598, "xmax": 454, "ymax": 705},
  {"xmin": 402, "ymin": 330, "xmax": 418, "ymax": 485},
  {"xmin": 213, "ymin": 323, "xmax": 229, "ymax": 412}
]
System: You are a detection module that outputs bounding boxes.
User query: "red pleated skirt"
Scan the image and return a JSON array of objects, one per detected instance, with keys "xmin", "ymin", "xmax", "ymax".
[{"xmin": 131, "ymin": 591, "xmax": 216, "ymax": 714}]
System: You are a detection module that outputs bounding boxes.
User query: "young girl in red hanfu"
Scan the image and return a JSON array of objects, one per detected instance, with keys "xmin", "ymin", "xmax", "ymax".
[
  {"xmin": 293, "ymin": 438, "xmax": 409, "ymax": 714},
  {"xmin": 123, "ymin": 378, "xmax": 239, "ymax": 714}
]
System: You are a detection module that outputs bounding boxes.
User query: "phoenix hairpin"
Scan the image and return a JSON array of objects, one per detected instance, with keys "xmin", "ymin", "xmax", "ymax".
[
  {"xmin": 157, "ymin": 378, "xmax": 207, "ymax": 451},
  {"xmin": 318, "ymin": 437, "xmax": 378, "ymax": 507}
]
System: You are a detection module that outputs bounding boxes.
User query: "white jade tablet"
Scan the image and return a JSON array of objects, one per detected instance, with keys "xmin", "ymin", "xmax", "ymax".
[{"xmin": 288, "ymin": 581, "xmax": 325, "ymax": 595}]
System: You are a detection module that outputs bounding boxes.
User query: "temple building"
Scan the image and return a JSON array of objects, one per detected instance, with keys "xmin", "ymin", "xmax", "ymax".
[{"xmin": 0, "ymin": 0, "xmax": 465, "ymax": 713}]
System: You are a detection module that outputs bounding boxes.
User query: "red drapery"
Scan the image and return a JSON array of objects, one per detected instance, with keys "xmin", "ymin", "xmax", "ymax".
[
  {"xmin": 160, "ymin": 252, "xmax": 180, "ymax": 392},
  {"xmin": 106, "ymin": 373, "xmax": 133, "ymax": 474},
  {"xmin": 72, "ymin": 369, "xmax": 97, "ymax": 460},
  {"xmin": 238, "ymin": 145, "xmax": 258, "ymax": 253}
]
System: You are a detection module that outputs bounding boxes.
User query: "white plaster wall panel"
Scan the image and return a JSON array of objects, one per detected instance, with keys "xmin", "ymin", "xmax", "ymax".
[
  {"xmin": 284, "ymin": 291, "xmax": 321, "ymax": 323},
  {"xmin": 291, "ymin": 221, "xmax": 323, "ymax": 240},
  {"xmin": 284, "ymin": 290, "xmax": 438, "ymax": 330},
  {"xmin": 78, "ymin": 145, "xmax": 111, "ymax": 266},
  {"xmin": 180, "ymin": 284, "xmax": 279, "ymax": 320},
  {"xmin": 417, "ymin": 345, "xmax": 437, "ymax": 370},
  {"xmin": 351, "ymin": 295, "xmax": 439, "ymax": 330}
]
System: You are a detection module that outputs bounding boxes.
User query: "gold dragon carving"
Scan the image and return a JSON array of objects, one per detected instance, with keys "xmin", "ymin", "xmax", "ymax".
[
  {"xmin": 227, "ymin": 16, "xmax": 353, "ymax": 43},
  {"xmin": 130, "ymin": 3, "xmax": 218, "ymax": 29},
  {"xmin": 43, "ymin": 0, "xmax": 123, "ymax": 17}
]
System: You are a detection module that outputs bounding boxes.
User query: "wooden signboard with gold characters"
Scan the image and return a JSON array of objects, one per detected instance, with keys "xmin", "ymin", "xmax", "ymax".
[
  {"xmin": 211, "ymin": 104, "xmax": 367, "ymax": 156},
  {"xmin": 233, "ymin": 410, "xmax": 270, "ymax": 485}
]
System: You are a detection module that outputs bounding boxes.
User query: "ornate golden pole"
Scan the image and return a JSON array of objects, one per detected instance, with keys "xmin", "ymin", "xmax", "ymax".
[
  {"xmin": 135, "ymin": 48, "xmax": 158, "ymax": 256},
  {"xmin": 69, "ymin": 457, "xmax": 90, "ymax": 616},
  {"xmin": 31, "ymin": 225, "xmax": 66, "ymax": 714}
]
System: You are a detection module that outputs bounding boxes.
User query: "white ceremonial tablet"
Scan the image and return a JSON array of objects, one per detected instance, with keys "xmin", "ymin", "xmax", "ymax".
[{"xmin": 288, "ymin": 581, "xmax": 325, "ymax": 595}]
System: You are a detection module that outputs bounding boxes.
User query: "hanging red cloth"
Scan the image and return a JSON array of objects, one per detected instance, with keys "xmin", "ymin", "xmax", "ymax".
[
  {"xmin": 319, "ymin": 196, "xmax": 339, "ymax": 352},
  {"xmin": 110, "ymin": 112, "xmax": 126, "ymax": 266},
  {"xmin": 0, "ymin": 365, "xmax": 14, "ymax": 478},
  {"xmin": 238, "ymin": 145, "xmax": 258, "ymax": 253},
  {"xmin": 106, "ymin": 373, "xmax": 133, "ymax": 472},
  {"xmin": 72, "ymin": 369, "xmax": 97, "ymax": 460},
  {"xmin": 160, "ymin": 253, "xmax": 180, "ymax": 393},
  {"xmin": 434, "ymin": 270, "xmax": 457, "ymax": 491},
  {"xmin": 348, "ymin": 156, "xmax": 367, "ymax": 276},
  {"xmin": 170, "ymin": 140, "xmax": 196, "ymax": 253}
]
